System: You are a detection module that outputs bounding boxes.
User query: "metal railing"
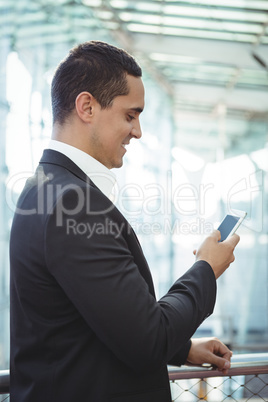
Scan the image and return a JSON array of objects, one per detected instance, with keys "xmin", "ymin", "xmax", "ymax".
[
  {"xmin": 1, "ymin": 353, "xmax": 268, "ymax": 401},
  {"xmin": 169, "ymin": 353, "xmax": 268, "ymax": 401}
]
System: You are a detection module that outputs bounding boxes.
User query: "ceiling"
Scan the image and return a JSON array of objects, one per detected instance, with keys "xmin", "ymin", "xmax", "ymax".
[{"xmin": 1, "ymin": 0, "xmax": 268, "ymax": 159}]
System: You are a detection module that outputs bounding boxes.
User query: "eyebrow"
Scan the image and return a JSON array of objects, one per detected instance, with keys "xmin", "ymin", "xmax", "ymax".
[{"xmin": 130, "ymin": 107, "xmax": 144, "ymax": 114}]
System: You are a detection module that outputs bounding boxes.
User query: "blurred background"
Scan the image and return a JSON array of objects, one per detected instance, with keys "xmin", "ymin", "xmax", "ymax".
[{"xmin": 0, "ymin": 0, "xmax": 267, "ymax": 370}]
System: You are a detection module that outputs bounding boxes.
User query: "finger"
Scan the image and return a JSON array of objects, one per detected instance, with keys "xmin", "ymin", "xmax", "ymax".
[
  {"xmin": 219, "ymin": 360, "xmax": 231, "ymax": 376},
  {"xmin": 225, "ymin": 233, "xmax": 240, "ymax": 247},
  {"xmin": 209, "ymin": 353, "xmax": 231, "ymax": 373},
  {"xmin": 212, "ymin": 339, "xmax": 233, "ymax": 360},
  {"xmin": 210, "ymin": 229, "xmax": 221, "ymax": 242},
  {"xmin": 217, "ymin": 348, "xmax": 233, "ymax": 362},
  {"xmin": 211, "ymin": 341, "xmax": 232, "ymax": 374}
]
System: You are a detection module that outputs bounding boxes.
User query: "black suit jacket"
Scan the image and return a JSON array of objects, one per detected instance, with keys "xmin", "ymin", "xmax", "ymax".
[{"xmin": 10, "ymin": 150, "xmax": 216, "ymax": 402}]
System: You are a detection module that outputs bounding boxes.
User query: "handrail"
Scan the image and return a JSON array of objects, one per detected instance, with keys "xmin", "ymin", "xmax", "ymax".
[
  {"xmin": 1, "ymin": 353, "xmax": 268, "ymax": 394},
  {"xmin": 168, "ymin": 352, "xmax": 268, "ymax": 380}
]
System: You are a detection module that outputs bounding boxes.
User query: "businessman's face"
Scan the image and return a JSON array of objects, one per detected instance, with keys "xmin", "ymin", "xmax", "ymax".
[{"xmin": 89, "ymin": 75, "xmax": 144, "ymax": 169}]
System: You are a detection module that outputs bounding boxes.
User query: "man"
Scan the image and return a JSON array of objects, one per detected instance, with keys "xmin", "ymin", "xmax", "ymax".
[{"xmin": 10, "ymin": 41, "xmax": 239, "ymax": 402}]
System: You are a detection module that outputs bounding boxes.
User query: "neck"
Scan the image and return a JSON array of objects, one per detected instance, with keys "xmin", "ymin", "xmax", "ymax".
[{"xmin": 52, "ymin": 122, "xmax": 85, "ymax": 151}]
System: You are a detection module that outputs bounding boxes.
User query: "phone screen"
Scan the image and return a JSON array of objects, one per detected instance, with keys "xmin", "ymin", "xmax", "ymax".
[{"xmin": 217, "ymin": 214, "xmax": 240, "ymax": 242}]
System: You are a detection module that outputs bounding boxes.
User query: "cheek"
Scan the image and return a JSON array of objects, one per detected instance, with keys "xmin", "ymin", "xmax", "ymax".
[
  {"xmin": 110, "ymin": 124, "xmax": 130, "ymax": 145},
  {"xmin": 100, "ymin": 117, "xmax": 130, "ymax": 149}
]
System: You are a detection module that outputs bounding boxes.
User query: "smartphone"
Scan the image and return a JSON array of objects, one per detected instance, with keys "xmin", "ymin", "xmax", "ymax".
[{"xmin": 217, "ymin": 211, "xmax": 247, "ymax": 242}]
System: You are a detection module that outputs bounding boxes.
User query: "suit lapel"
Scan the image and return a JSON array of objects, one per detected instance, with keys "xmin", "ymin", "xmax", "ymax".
[{"xmin": 40, "ymin": 148, "xmax": 155, "ymax": 297}]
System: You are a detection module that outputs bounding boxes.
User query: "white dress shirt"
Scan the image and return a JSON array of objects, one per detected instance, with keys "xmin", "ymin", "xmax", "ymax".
[{"xmin": 48, "ymin": 140, "xmax": 116, "ymax": 199}]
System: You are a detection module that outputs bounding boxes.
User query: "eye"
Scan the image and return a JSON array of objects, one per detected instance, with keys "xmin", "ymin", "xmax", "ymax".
[{"xmin": 127, "ymin": 114, "xmax": 135, "ymax": 122}]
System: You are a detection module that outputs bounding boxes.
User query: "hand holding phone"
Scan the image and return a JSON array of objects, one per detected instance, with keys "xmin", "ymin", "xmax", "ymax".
[
  {"xmin": 195, "ymin": 211, "xmax": 244, "ymax": 278},
  {"xmin": 195, "ymin": 229, "xmax": 240, "ymax": 279}
]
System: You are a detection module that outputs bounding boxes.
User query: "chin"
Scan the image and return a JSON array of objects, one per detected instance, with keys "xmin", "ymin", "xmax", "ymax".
[{"xmin": 112, "ymin": 159, "xmax": 123, "ymax": 169}]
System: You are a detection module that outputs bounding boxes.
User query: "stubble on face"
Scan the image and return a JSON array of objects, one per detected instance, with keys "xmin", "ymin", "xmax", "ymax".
[{"xmin": 87, "ymin": 75, "xmax": 145, "ymax": 169}]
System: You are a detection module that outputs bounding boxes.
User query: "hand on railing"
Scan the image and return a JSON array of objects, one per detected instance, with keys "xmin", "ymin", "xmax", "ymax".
[{"xmin": 186, "ymin": 337, "xmax": 232, "ymax": 376}]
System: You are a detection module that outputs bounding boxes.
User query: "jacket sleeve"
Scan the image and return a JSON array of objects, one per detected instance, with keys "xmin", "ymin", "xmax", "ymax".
[
  {"xmin": 44, "ymin": 187, "xmax": 216, "ymax": 374},
  {"xmin": 168, "ymin": 340, "xmax": 192, "ymax": 366}
]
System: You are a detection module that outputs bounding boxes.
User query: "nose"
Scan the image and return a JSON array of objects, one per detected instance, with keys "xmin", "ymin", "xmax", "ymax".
[{"xmin": 131, "ymin": 119, "xmax": 142, "ymax": 139}]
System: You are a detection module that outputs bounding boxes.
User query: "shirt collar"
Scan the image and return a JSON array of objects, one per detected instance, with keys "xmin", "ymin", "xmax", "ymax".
[{"xmin": 48, "ymin": 140, "xmax": 116, "ymax": 199}]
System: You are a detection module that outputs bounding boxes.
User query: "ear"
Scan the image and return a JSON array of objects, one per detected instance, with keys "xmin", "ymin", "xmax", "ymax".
[{"xmin": 75, "ymin": 92, "xmax": 97, "ymax": 123}]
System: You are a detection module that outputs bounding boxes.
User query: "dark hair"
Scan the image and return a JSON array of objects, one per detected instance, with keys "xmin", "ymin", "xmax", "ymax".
[{"xmin": 51, "ymin": 40, "xmax": 142, "ymax": 125}]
